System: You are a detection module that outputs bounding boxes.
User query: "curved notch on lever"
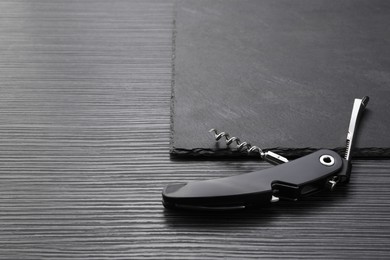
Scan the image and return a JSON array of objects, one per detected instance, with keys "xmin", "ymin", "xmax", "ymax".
[{"xmin": 163, "ymin": 150, "xmax": 343, "ymax": 210}]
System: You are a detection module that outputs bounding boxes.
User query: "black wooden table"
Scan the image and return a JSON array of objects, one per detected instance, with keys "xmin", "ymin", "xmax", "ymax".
[{"xmin": 0, "ymin": 1, "xmax": 389, "ymax": 259}]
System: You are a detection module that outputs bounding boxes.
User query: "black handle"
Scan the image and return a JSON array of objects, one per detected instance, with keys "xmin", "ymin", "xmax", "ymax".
[{"xmin": 162, "ymin": 149, "xmax": 343, "ymax": 210}]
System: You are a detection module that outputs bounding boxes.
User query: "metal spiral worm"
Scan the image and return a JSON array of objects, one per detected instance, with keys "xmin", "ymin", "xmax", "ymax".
[
  {"xmin": 209, "ymin": 128, "xmax": 289, "ymax": 165},
  {"xmin": 209, "ymin": 128, "xmax": 265, "ymax": 158}
]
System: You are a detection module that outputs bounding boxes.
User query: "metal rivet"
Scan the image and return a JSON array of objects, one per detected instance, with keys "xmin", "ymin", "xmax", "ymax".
[
  {"xmin": 319, "ymin": 155, "xmax": 335, "ymax": 166},
  {"xmin": 270, "ymin": 195, "xmax": 279, "ymax": 203}
]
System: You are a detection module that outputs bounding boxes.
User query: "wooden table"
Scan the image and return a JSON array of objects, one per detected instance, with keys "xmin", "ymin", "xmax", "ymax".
[{"xmin": 0, "ymin": 1, "xmax": 389, "ymax": 258}]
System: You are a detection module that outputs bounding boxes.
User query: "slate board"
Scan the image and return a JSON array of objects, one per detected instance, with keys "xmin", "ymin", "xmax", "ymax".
[{"xmin": 171, "ymin": 0, "xmax": 390, "ymax": 159}]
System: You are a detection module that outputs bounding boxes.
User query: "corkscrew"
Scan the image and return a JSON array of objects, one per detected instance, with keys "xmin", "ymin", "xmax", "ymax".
[
  {"xmin": 163, "ymin": 96, "xmax": 369, "ymax": 210},
  {"xmin": 209, "ymin": 128, "xmax": 289, "ymax": 165}
]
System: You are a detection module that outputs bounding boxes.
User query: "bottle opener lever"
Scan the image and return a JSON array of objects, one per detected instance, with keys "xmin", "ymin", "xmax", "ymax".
[{"xmin": 162, "ymin": 96, "xmax": 369, "ymax": 210}]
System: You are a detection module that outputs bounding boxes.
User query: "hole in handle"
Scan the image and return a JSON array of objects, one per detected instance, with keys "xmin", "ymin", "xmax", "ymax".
[{"xmin": 319, "ymin": 155, "xmax": 335, "ymax": 166}]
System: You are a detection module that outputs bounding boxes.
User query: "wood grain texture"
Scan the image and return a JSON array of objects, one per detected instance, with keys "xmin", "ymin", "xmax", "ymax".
[{"xmin": 0, "ymin": 0, "xmax": 389, "ymax": 259}]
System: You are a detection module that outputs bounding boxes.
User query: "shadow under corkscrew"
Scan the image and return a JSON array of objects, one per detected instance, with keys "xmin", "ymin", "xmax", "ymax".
[{"xmin": 209, "ymin": 128, "xmax": 289, "ymax": 165}]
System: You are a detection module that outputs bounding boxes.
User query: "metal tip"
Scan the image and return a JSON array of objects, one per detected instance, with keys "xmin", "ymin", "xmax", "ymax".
[{"xmin": 361, "ymin": 96, "xmax": 369, "ymax": 108}]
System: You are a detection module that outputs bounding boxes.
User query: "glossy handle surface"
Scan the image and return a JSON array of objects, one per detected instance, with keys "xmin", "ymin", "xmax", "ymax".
[{"xmin": 163, "ymin": 150, "xmax": 343, "ymax": 210}]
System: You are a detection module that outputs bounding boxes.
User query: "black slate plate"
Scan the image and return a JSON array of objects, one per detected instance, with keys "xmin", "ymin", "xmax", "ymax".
[{"xmin": 171, "ymin": 0, "xmax": 390, "ymax": 159}]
